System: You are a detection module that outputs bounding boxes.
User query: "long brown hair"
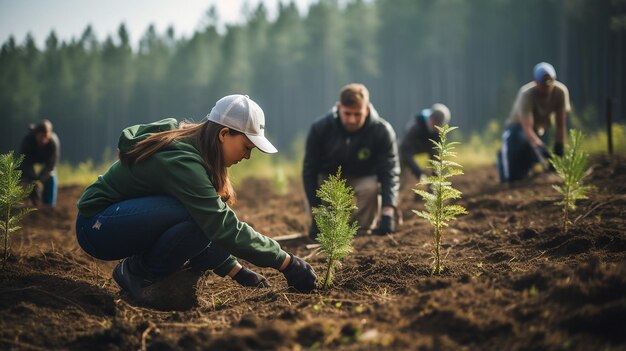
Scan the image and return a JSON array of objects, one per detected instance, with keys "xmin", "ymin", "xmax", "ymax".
[{"xmin": 119, "ymin": 120, "xmax": 241, "ymax": 205}]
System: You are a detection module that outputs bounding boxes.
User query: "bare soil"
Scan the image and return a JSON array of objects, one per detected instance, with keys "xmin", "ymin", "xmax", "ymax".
[{"xmin": 1, "ymin": 155, "xmax": 625, "ymax": 350}]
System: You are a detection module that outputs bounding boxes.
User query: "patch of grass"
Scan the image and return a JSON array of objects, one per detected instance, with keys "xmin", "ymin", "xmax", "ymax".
[
  {"xmin": 230, "ymin": 136, "xmax": 304, "ymax": 194},
  {"xmin": 57, "ymin": 159, "xmax": 115, "ymax": 187},
  {"xmin": 229, "ymin": 151, "xmax": 301, "ymax": 195},
  {"xmin": 581, "ymin": 123, "xmax": 626, "ymax": 155},
  {"xmin": 456, "ymin": 120, "xmax": 502, "ymax": 168}
]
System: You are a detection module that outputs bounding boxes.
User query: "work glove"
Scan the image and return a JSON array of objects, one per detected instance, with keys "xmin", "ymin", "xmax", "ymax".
[
  {"xmin": 282, "ymin": 254, "xmax": 317, "ymax": 292},
  {"xmin": 373, "ymin": 214, "xmax": 395, "ymax": 235},
  {"xmin": 553, "ymin": 142, "xmax": 564, "ymax": 157},
  {"xmin": 233, "ymin": 266, "xmax": 271, "ymax": 288}
]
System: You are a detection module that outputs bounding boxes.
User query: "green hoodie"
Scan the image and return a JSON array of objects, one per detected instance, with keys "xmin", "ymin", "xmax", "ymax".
[{"xmin": 77, "ymin": 118, "xmax": 287, "ymax": 275}]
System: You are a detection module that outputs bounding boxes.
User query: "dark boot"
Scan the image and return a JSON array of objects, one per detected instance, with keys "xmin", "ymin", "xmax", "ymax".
[
  {"xmin": 141, "ymin": 268, "xmax": 202, "ymax": 311},
  {"xmin": 112, "ymin": 256, "xmax": 154, "ymax": 300},
  {"xmin": 113, "ymin": 257, "xmax": 201, "ymax": 311}
]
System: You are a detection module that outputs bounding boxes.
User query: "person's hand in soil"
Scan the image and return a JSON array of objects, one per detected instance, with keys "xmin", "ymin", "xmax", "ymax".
[
  {"xmin": 232, "ymin": 266, "xmax": 271, "ymax": 287},
  {"xmin": 280, "ymin": 254, "xmax": 317, "ymax": 292}
]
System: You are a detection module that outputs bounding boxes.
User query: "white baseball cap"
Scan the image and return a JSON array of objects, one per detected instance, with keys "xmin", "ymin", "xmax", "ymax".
[{"xmin": 206, "ymin": 94, "xmax": 278, "ymax": 154}]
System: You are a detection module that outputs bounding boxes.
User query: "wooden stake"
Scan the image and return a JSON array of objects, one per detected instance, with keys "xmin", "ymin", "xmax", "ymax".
[{"xmin": 607, "ymin": 97, "xmax": 613, "ymax": 155}]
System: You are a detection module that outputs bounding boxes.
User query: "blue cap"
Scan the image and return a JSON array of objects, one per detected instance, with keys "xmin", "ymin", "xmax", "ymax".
[{"xmin": 533, "ymin": 62, "xmax": 556, "ymax": 84}]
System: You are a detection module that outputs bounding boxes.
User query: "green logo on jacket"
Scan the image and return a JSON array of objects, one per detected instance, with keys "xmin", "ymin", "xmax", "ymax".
[{"xmin": 357, "ymin": 148, "xmax": 371, "ymax": 160}]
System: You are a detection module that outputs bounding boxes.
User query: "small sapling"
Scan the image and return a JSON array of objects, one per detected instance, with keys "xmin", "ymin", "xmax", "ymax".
[
  {"xmin": 549, "ymin": 129, "xmax": 594, "ymax": 233},
  {"xmin": 313, "ymin": 167, "xmax": 359, "ymax": 289},
  {"xmin": 413, "ymin": 125, "xmax": 467, "ymax": 274},
  {"xmin": 0, "ymin": 152, "xmax": 35, "ymax": 267}
]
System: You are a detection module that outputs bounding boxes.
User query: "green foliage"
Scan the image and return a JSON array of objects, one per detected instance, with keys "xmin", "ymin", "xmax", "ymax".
[
  {"xmin": 457, "ymin": 119, "xmax": 502, "ymax": 167},
  {"xmin": 57, "ymin": 158, "xmax": 114, "ymax": 186},
  {"xmin": 413, "ymin": 125, "xmax": 467, "ymax": 274},
  {"xmin": 313, "ymin": 167, "xmax": 359, "ymax": 289},
  {"xmin": 549, "ymin": 129, "xmax": 594, "ymax": 233},
  {"xmin": 1, "ymin": 0, "xmax": 621, "ymax": 165},
  {"xmin": 581, "ymin": 123, "xmax": 626, "ymax": 155},
  {"xmin": 0, "ymin": 152, "xmax": 36, "ymax": 266},
  {"xmin": 229, "ymin": 138, "xmax": 304, "ymax": 195}
]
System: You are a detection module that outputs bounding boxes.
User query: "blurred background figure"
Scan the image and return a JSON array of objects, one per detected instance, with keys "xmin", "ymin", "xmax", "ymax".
[
  {"xmin": 19, "ymin": 119, "xmax": 60, "ymax": 206},
  {"xmin": 399, "ymin": 103, "xmax": 451, "ymax": 188},
  {"xmin": 497, "ymin": 62, "xmax": 571, "ymax": 183},
  {"xmin": 303, "ymin": 83, "xmax": 400, "ymax": 238}
]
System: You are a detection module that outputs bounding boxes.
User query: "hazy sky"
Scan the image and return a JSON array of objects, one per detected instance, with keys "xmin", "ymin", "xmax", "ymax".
[{"xmin": 0, "ymin": 0, "xmax": 315, "ymax": 48}]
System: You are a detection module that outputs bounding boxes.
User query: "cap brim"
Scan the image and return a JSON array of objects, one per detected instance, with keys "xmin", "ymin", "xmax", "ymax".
[{"xmin": 247, "ymin": 134, "xmax": 278, "ymax": 154}]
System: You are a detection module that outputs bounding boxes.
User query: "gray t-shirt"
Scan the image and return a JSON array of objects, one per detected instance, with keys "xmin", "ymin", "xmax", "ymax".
[{"xmin": 508, "ymin": 80, "xmax": 571, "ymax": 134}]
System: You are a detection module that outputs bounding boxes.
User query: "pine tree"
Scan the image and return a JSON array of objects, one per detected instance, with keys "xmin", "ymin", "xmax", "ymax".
[
  {"xmin": 0, "ymin": 152, "xmax": 36, "ymax": 267},
  {"xmin": 549, "ymin": 129, "xmax": 594, "ymax": 233},
  {"xmin": 313, "ymin": 167, "xmax": 359, "ymax": 289},
  {"xmin": 413, "ymin": 125, "xmax": 467, "ymax": 274}
]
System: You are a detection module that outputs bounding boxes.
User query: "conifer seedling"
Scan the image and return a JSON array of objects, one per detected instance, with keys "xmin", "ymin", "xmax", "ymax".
[
  {"xmin": 413, "ymin": 125, "xmax": 467, "ymax": 274},
  {"xmin": 0, "ymin": 152, "xmax": 35, "ymax": 267},
  {"xmin": 549, "ymin": 129, "xmax": 594, "ymax": 233},
  {"xmin": 313, "ymin": 167, "xmax": 359, "ymax": 289}
]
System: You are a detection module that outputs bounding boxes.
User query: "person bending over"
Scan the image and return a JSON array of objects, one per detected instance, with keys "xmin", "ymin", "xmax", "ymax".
[{"xmin": 76, "ymin": 95, "xmax": 317, "ymax": 308}]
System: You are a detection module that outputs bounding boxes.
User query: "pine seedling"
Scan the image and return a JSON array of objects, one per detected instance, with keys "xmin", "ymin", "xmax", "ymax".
[
  {"xmin": 0, "ymin": 152, "xmax": 35, "ymax": 267},
  {"xmin": 549, "ymin": 129, "xmax": 594, "ymax": 233},
  {"xmin": 413, "ymin": 125, "xmax": 467, "ymax": 274},
  {"xmin": 313, "ymin": 167, "xmax": 359, "ymax": 289}
]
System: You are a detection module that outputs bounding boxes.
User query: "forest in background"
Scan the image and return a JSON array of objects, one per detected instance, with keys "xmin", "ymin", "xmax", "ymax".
[{"xmin": 1, "ymin": 0, "xmax": 624, "ymax": 163}]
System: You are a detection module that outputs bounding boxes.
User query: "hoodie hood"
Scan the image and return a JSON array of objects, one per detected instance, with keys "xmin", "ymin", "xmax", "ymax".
[{"xmin": 117, "ymin": 118, "xmax": 179, "ymax": 153}]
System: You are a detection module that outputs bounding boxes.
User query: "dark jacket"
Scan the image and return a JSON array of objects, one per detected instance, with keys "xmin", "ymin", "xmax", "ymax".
[
  {"xmin": 302, "ymin": 104, "xmax": 400, "ymax": 210},
  {"xmin": 399, "ymin": 111, "xmax": 439, "ymax": 178},
  {"xmin": 19, "ymin": 129, "xmax": 60, "ymax": 182}
]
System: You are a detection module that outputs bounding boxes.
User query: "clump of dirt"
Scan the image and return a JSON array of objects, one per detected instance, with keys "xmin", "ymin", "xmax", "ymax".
[{"xmin": 1, "ymin": 155, "xmax": 625, "ymax": 350}]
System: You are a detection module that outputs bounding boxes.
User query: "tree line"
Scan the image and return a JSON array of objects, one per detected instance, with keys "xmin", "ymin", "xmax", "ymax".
[{"xmin": 1, "ymin": 0, "xmax": 624, "ymax": 163}]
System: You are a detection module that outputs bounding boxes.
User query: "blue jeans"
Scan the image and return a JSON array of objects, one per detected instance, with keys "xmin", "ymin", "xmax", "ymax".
[
  {"xmin": 23, "ymin": 174, "xmax": 57, "ymax": 206},
  {"xmin": 42, "ymin": 175, "xmax": 57, "ymax": 205},
  {"xmin": 76, "ymin": 196, "xmax": 231, "ymax": 277}
]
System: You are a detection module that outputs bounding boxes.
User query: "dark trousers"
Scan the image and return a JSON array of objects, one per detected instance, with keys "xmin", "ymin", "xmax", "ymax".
[
  {"xmin": 76, "ymin": 196, "xmax": 231, "ymax": 277},
  {"xmin": 497, "ymin": 124, "xmax": 545, "ymax": 183}
]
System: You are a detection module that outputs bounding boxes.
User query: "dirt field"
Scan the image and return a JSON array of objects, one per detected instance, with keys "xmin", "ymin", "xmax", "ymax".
[{"xmin": 1, "ymin": 155, "xmax": 625, "ymax": 350}]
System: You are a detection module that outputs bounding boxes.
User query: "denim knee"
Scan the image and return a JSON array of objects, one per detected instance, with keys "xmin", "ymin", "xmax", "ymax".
[{"xmin": 75, "ymin": 214, "xmax": 100, "ymax": 258}]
